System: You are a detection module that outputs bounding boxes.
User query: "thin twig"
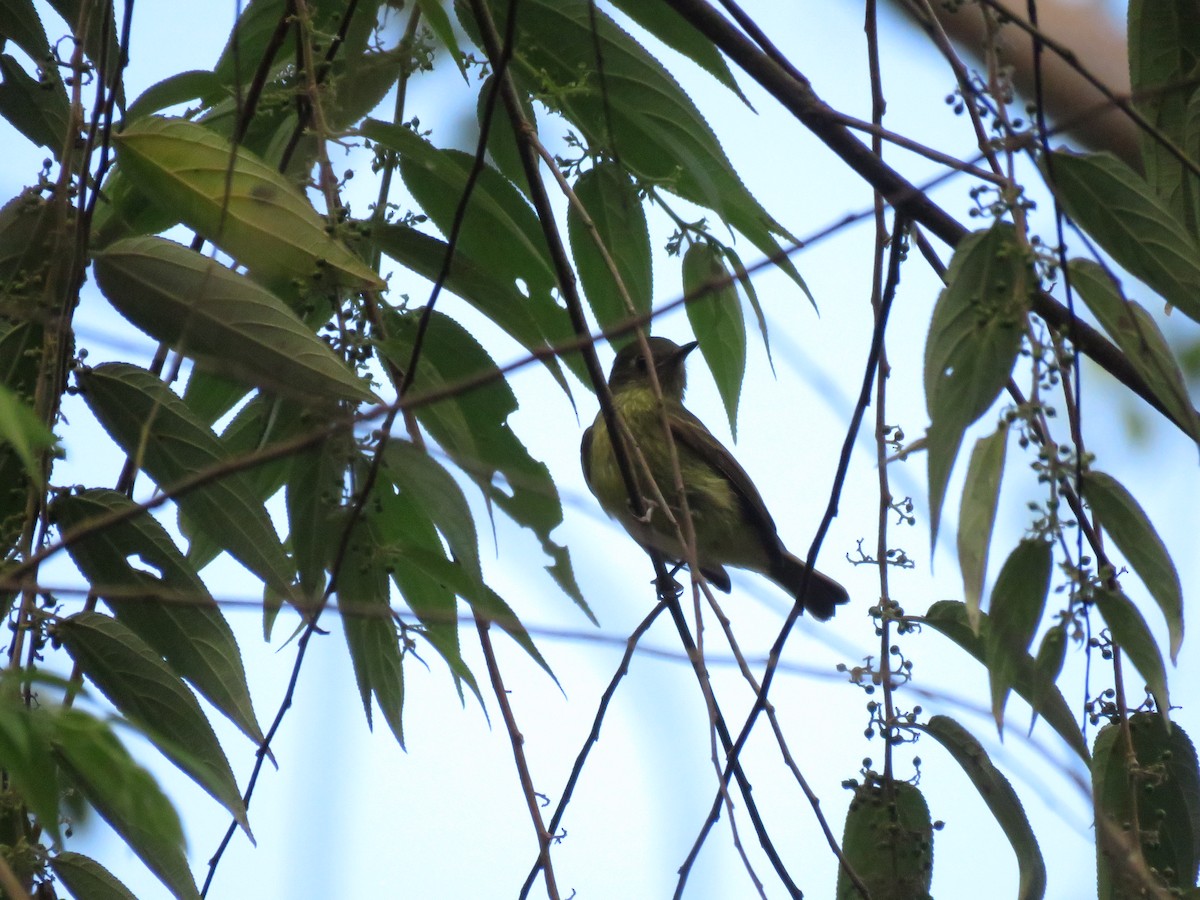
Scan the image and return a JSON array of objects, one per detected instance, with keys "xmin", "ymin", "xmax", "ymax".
[
  {"xmin": 478, "ymin": 618, "xmax": 560, "ymax": 899},
  {"xmin": 680, "ymin": 212, "xmax": 906, "ymax": 896},
  {"xmin": 518, "ymin": 600, "xmax": 668, "ymax": 898}
]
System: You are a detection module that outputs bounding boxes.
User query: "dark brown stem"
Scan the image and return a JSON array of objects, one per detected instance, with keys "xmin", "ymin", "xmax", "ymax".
[{"xmin": 658, "ymin": 0, "xmax": 1198, "ymax": 436}]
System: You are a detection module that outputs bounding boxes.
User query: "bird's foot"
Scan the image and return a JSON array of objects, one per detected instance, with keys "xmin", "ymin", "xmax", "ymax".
[{"xmin": 655, "ymin": 565, "xmax": 685, "ymax": 600}]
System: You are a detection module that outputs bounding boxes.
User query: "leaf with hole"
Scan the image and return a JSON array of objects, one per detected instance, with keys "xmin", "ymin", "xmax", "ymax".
[
  {"xmin": 925, "ymin": 222, "xmax": 1031, "ymax": 545},
  {"xmin": 368, "ymin": 221, "xmax": 569, "ymax": 393},
  {"xmin": 77, "ymin": 363, "xmax": 295, "ymax": 599},
  {"xmin": 51, "ymin": 488, "xmax": 264, "ymax": 747},
  {"xmin": 378, "ymin": 309, "xmax": 594, "ymax": 623}
]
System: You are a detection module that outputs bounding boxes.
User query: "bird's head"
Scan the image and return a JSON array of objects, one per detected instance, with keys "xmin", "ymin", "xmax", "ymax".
[{"xmin": 607, "ymin": 337, "xmax": 699, "ymax": 399}]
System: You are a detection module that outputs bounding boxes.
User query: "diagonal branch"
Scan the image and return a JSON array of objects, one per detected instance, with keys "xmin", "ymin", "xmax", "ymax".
[{"xmin": 657, "ymin": 0, "xmax": 1199, "ymax": 438}]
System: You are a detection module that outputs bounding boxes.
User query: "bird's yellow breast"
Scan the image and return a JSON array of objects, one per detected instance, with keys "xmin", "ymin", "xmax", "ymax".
[{"xmin": 584, "ymin": 388, "xmax": 752, "ymax": 567}]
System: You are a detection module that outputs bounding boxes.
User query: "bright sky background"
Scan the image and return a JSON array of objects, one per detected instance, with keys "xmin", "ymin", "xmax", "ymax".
[{"xmin": 5, "ymin": 1, "xmax": 1199, "ymax": 898}]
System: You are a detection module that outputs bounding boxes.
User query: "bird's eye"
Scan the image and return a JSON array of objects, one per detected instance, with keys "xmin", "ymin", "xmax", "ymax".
[{"xmin": 635, "ymin": 355, "xmax": 648, "ymax": 371}]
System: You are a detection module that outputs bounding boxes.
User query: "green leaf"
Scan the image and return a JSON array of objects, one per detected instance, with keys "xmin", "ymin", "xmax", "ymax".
[
  {"xmin": 58, "ymin": 611, "xmax": 250, "ymax": 836},
  {"xmin": 415, "ymin": 0, "xmax": 467, "ymax": 75},
  {"xmin": 682, "ymin": 241, "xmax": 745, "ymax": 436},
  {"xmin": 567, "ymin": 162, "xmax": 653, "ymax": 341},
  {"xmin": 1030, "ymin": 621, "xmax": 1068, "ymax": 734},
  {"xmin": 178, "ymin": 394, "xmax": 300, "ymax": 573},
  {"xmin": 0, "ymin": 0, "xmax": 53, "ymax": 62},
  {"xmin": 404, "ymin": 545, "xmax": 552, "ymax": 682},
  {"xmin": 1081, "ymin": 470, "xmax": 1184, "ymax": 662},
  {"xmin": 52, "ymin": 708, "xmax": 197, "ymax": 900},
  {"xmin": 918, "ymin": 600, "xmax": 1088, "ymax": 760},
  {"xmin": 286, "ymin": 437, "xmax": 344, "ymax": 605},
  {"xmin": 113, "ymin": 116, "xmax": 385, "ymax": 289},
  {"xmin": 465, "ymin": 0, "xmax": 812, "ymax": 300},
  {"xmin": 1094, "ymin": 713, "xmax": 1200, "ymax": 897},
  {"xmin": 957, "ymin": 423, "xmax": 1008, "ymax": 631},
  {"xmin": 0, "ymin": 692, "xmax": 63, "ymax": 844},
  {"xmin": 986, "ymin": 539, "xmax": 1053, "ymax": 731},
  {"xmin": 1092, "ymin": 585, "xmax": 1171, "ymax": 718},
  {"xmin": 1068, "ymin": 258, "xmax": 1200, "ymax": 441},
  {"xmin": 0, "ymin": 52, "xmax": 69, "ymax": 157},
  {"xmin": 89, "ymin": 167, "xmax": 182, "ymax": 249},
  {"xmin": 607, "ymin": 0, "xmax": 749, "ymax": 104},
  {"xmin": 93, "ymin": 236, "xmax": 376, "ymax": 403},
  {"xmin": 925, "ymin": 222, "xmax": 1031, "ymax": 545},
  {"xmin": 368, "ymin": 222, "xmax": 569, "ymax": 393},
  {"xmin": 721, "ymin": 244, "xmax": 773, "ymax": 364},
  {"xmin": 917, "ymin": 716, "xmax": 1045, "ymax": 900},
  {"xmin": 77, "ymin": 363, "xmax": 296, "ymax": 598},
  {"xmin": 1127, "ymin": 0, "xmax": 1200, "ymax": 234},
  {"xmin": 1187, "ymin": 86, "xmax": 1200, "ymax": 229},
  {"xmin": 365, "ymin": 473, "xmax": 477, "ymax": 698},
  {"xmin": 213, "ymin": 0, "xmax": 291, "ymax": 87},
  {"xmin": 362, "ymin": 119, "xmax": 583, "ymax": 383},
  {"xmin": 51, "ymin": 489, "xmax": 264, "ymax": 747},
  {"xmin": 837, "ymin": 778, "xmax": 933, "ymax": 900},
  {"xmin": 385, "ymin": 440, "xmax": 480, "ymax": 583},
  {"xmin": 125, "ymin": 70, "xmax": 226, "ymax": 122},
  {"xmin": 378, "ymin": 309, "xmax": 594, "ymax": 623},
  {"xmin": 339, "ymin": 511, "xmax": 405, "ymax": 746},
  {"xmin": 1045, "ymin": 150, "xmax": 1200, "ymax": 323},
  {"xmin": 180, "ymin": 366, "xmax": 253, "ymax": 428},
  {"xmin": 477, "ymin": 72, "xmax": 534, "ymax": 191},
  {"xmin": 50, "ymin": 851, "xmax": 139, "ymax": 900},
  {"xmin": 0, "ymin": 321, "xmax": 42, "ymax": 555},
  {"xmin": 0, "ymin": 188, "xmax": 56, "ymax": 285},
  {"xmin": 0, "ymin": 381, "xmax": 54, "ymax": 486}
]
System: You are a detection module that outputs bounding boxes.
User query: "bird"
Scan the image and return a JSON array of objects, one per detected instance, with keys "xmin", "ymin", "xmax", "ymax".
[{"xmin": 580, "ymin": 336, "xmax": 849, "ymax": 620}]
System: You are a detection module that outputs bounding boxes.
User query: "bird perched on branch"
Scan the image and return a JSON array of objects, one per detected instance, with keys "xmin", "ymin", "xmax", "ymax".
[{"xmin": 581, "ymin": 336, "xmax": 849, "ymax": 620}]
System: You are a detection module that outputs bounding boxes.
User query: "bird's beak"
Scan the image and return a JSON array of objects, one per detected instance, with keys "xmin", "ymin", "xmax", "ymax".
[{"xmin": 677, "ymin": 340, "xmax": 700, "ymax": 361}]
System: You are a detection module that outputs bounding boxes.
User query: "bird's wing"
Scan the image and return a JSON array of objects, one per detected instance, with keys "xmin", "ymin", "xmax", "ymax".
[
  {"xmin": 667, "ymin": 407, "xmax": 783, "ymax": 558},
  {"xmin": 580, "ymin": 422, "xmax": 595, "ymax": 489}
]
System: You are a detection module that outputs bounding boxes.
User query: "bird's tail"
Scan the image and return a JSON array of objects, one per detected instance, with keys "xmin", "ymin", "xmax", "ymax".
[{"xmin": 771, "ymin": 552, "xmax": 850, "ymax": 621}]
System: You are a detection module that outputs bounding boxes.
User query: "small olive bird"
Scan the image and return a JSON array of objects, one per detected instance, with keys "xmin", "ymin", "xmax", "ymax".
[{"xmin": 581, "ymin": 337, "xmax": 849, "ymax": 620}]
